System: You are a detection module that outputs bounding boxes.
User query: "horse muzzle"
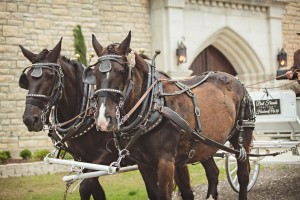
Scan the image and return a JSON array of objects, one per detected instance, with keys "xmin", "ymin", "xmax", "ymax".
[
  {"xmin": 22, "ymin": 105, "xmax": 43, "ymax": 132},
  {"xmin": 95, "ymin": 117, "xmax": 112, "ymax": 132},
  {"xmin": 94, "ymin": 101, "xmax": 118, "ymax": 132}
]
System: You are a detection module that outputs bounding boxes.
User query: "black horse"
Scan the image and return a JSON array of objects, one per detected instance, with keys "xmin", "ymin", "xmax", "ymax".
[
  {"xmin": 88, "ymin": 31, "xmax": 255, "ymax": 200},
  {"xmin": 19, "ymin": 38, "xmax": 220, "ymax": 200}
]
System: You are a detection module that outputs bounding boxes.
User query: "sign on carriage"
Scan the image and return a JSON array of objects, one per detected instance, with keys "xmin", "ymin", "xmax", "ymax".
[{"xmin": 254, "ymin": 99, "xmax": 281, "ymax": 115}]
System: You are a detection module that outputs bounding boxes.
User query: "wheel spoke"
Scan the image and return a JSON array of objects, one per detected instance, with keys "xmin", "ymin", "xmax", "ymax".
[
  {"xmin": 230, "ymin": 166, "xmax": 238, "ymax": 175},
  {"xmin": 233, "ymin": 175, "xmax": 238, "ymax": 184}
]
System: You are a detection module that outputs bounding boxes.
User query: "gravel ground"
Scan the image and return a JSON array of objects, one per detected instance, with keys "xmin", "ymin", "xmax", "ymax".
[{"xmin": 173, "ymin": 164, "xmax": 300, "ymax": 200}]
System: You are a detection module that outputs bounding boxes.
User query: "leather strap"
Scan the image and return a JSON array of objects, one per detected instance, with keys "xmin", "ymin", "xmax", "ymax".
[
  {"xmin": 159, "ymin": 106, "xmax": 279, "ymax": 157},
  {"xmin": 121, "ymin": 80, "xmax": 158, "ymax": 124}
]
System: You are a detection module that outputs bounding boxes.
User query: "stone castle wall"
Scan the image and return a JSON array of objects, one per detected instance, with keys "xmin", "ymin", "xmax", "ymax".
[
  {"xmin": 282, "ymin": 0, "xmax": 300, "ymax": 67},
  {"xmin": 0, "ymin": 0, "xmax": 151, "ymax": 158}
]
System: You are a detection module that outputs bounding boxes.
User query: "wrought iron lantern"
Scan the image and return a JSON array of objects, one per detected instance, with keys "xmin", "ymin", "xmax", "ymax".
[
  {"xmin": 277, "ymin": 48, "xmax": 287, "ymax": 68},
  {"xmin": 176, "ymin": 41, "xmax": 187, "ymax": 65}
]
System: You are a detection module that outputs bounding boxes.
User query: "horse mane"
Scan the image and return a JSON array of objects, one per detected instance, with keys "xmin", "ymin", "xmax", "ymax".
[
  {"xmin": 139, "ymin": 53, "xmax": 150, "ymax": 60},
  {"xmin": 33, "ymin": 49, "xmax": 49, "ymax": 63},
  {"xmin": 60, "ymin": 55, "xmax": 84, "ymax": 71},
  {"xmin": 134, "ymin": 51, "xmax": 149, "ymax": 74},
  {"xmin": 59, "ymin": 55, "xmax": 85, "ymax": 116}
]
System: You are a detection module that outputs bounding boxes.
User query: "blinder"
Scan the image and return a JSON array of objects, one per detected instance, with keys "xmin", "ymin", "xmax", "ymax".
[
  {"xmin": 19, "ymin": 68, "xmax": 29, "ymax": 89},
  {"xmin": 19, "ymin": 67, "xmax": 43, "ymax": 90},
  {"xmin": 83, "ymin": 67, "xmax": 96, "ymax": 85},
  {"xmin": 90, "ymin": 54, "xmax": 135, "ymax": 111},
  {"xmin": 83, "ymin": 55, "xmax": 127, "ymax": 85},
  {"xmin": 19, "ymin": 63, "xmax": 62, "ymax": 90},
  {"xmin": 31, "ymin": 67, "xmax": 43, "ymax": 78},
  {"xmin": 99, "ymin": 60, "xmax": 112, "ymax": 73}
]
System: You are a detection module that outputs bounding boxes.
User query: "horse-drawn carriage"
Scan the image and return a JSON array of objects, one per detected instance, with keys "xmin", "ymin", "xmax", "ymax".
[
  {"xmin": 43, "ymin": 89, "xmax": 300, "ymax": 194},
  {"xmin": 225, "ymin": 89, "xmax": 300, "ymax": 192},
  {"xmin": 19, "ymin": 34, "xmax": 300, "ymax": 199}
]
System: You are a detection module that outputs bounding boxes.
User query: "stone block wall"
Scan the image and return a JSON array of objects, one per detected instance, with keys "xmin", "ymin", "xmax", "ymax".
[
  {"xmin": 282, "ymin": 0, "xmax": 300, "ymax": 67},
  {"xmin": 0, "ymin": 0, "xmax": 151, "ymax": 158},
  {"xmin": 0, "ymin": 161, "xmax": 70, "ymax": 178}
]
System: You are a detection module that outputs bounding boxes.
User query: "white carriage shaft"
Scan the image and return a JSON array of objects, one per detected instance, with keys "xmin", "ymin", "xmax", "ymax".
[
  {"xmin": 44, "ymin": 157, "xmax": 118, "ymax": 174},
  {"xmin": 63, "ymin": 165, "xmax": 138, "ymax": 182}
]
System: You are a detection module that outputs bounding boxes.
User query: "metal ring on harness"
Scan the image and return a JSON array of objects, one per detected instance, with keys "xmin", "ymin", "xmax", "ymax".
[{"xmin": 188, "ymin": 149, "xmax": 195, "ymax": 158}]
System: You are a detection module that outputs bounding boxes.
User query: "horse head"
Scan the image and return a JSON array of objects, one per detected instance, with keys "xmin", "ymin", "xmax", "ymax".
[
  {"xmin": 19, "ymin": 38, "xmax": 63, "ymax": 131},
  {"xmin": 89, "ymin": 31, "xmax": 147, "ymax": 131}
]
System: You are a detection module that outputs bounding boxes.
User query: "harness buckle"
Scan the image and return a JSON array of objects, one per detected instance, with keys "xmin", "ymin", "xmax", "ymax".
[
  {"xmin": 54, "ymin": 141, "xmax": 65, "ymax": 150},
  {"xmin": 119, "ymin": 149, "xmax": 129, "ymax": 157},
  {"xmin": 195, "ymin": 107, "xmax": 201, "ymax": 117},
  {"xmin": 188, "ymin": 149, "xmax": 195, "ymax": 158}
]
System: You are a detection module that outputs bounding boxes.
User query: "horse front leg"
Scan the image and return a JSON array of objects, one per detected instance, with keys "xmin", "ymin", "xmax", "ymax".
[
  {"xmin": 237, "ymin": 128, "xmax": 253, "ymax": 200},
  {"xmin": 157, "ymin": 158, "xmax": 175, "ymax": 200},
  {"xmin": 201, "ymin": 157, "xmax": 219, "ymax": 199},
  {"xmin": 230, "ymin": 128, "xmax": 253, "ymax": 200},
  {"xmin": 174, "ymin": 165, "xmax": 194, "ymax": 200},
  {"xmin": 138, "ymin": 164, "xmax": 159, "ymax": 200},
  {"xmin": 79, "ymin": 177, "xmax": 106, "ymax": 200},
  {"xmin": 237, "ymin": 157, "xmax": 250, "ymax": 200}
]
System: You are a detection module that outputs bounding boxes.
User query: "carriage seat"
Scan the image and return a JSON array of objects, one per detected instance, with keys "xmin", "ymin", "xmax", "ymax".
[{"xmin": 249, "ymin": 90, "xmax": 300, "ymax": 140}]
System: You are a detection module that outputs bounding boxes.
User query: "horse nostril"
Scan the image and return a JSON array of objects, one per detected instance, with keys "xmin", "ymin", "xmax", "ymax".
[
  {"xmin": 107, "ymin": 116, "xmax": 111, "ymax": 123},
  {"xmin": 33, "ymin": 115, "xmax": 39, "ymax": 125}
]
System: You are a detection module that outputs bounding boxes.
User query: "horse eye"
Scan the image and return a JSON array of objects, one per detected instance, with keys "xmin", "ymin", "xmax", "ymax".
[
  {"xmin": 115, "ymin": 66, "xmax": 126, "ymax": 73},
  {"xmin": 45, "ymin": 73, "xmax": 55, "ymax": 80},
  {"xmin": 118, "ymin": 69, "xmax": 126, "ymax": 73}
]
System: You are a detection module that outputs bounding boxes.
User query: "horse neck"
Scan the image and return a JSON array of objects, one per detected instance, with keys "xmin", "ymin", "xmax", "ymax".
[
  {"xmin": 124, "ymin": 63, "xmax": 148, "ymax": 113},
  {"xmin": 58, "ymin": 57, "xmax": 83, "ymax": 120}
]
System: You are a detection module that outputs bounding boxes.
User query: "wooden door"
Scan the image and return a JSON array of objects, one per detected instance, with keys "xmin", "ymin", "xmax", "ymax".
[{"xmin": 189, "ymin": 45, "xmax": 236, "ymax": 76}]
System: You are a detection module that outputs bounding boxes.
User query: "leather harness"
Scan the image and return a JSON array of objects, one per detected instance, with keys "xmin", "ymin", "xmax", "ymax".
[{"xmin": 90, "ymin": 52, "xmax": 282, "ymax": 169}]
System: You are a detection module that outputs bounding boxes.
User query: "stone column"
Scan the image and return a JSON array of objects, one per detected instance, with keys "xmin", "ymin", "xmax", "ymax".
[
  {"xmin": 268, "ymin": 4, "xmax": 286, "ymax": 74},
  {"xmin": 151, "ymin": 0, "xmax": 192, "ymax": 78}
]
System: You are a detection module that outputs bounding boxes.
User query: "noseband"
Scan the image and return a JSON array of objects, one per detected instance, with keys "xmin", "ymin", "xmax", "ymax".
[{"xmin": 21, "ymin": 62, "xmax": 64, "ymax": 123}]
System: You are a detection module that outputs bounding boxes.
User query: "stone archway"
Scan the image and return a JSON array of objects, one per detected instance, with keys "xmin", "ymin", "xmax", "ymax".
[
  {"xmin": 190, "ymin": 45, "xmax": 237, "ymax": 76},
  {"xmin": 188, "ymin": 27, "xmax": 265, "ymax": 83}
]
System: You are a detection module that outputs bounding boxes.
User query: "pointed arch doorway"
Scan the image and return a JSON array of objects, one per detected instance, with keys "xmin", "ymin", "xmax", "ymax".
[{"xmin": 190, "ymin": 45, "xmax": 237, "ymax": 76}]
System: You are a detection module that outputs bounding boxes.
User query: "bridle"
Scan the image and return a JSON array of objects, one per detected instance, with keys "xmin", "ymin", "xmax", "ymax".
[
  {"xmin": 91, "ymin": 54, "xmax": 134, "ymax": 127},
  {"xmin": 20, "ymin": 62, "xmax": 64, "ymax": 125}
]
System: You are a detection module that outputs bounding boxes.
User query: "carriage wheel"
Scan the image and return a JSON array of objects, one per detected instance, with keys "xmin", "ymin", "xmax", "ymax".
[{"xmin": 225, "ymin": 146, "xmax": 260, "ymax": 193}]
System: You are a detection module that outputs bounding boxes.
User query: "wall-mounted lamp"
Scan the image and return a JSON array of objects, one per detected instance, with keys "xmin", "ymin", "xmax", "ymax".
[
  {"xmin": 277, "ymin": 47, "xmax": 287, "ymax": 68},
  {"xmin": 176, "ymin": 41, "xmax": 187, "ymax": 65}
]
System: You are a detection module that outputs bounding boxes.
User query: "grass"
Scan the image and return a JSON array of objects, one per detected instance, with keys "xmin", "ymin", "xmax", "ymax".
[{"xmin": 0, "ymin": 159, "xmax": 227, "ymax": 200}]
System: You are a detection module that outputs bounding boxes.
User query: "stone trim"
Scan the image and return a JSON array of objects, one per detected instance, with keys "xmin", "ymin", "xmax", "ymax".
[{"xmin": 0, "ymin": 161, "xmax": 69, "ymax": 178}]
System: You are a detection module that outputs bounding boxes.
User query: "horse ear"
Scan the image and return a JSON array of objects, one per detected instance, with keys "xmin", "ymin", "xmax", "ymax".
[
  {"xmin": 19, "ymin": 45, "xmax": 37, "ymax": 62},
  {"xmin": 92, "ymin": 34, "xmax": 103, "ymax": 57},
  {"xmin": 49, "ymin": 37, "xmax": 62, "ymax": 62},
  {"xmin": 118, "ymin": 31, "xmax": 131, "ymax": 55}
]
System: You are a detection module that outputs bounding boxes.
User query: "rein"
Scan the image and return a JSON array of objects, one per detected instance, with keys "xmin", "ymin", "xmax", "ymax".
[
  {"xmin": 245, "ymin": 73, "xmax": 291, "ymax": 89},
  {"xmin": 120, "ymin": 79, "xmax": 158, "ymax": 125},
  {"xmin": 48, "ymin": 63, "xmax": 96, "ymax": 152}
]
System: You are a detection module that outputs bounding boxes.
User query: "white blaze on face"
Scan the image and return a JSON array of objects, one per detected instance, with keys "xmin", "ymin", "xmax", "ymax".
[{"xmin": 97, "ymin": 103, "xmax": 109, "ymax": 131}]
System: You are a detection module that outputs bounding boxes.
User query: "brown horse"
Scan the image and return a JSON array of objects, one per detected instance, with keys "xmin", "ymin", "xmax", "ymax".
[
  {"xmin": 89, "ymin": 31, "xmax": 255, "ymax": 200},
  {"xmin": 18, "ymin": 38, "xmax": 219, "ymax": 200}
]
